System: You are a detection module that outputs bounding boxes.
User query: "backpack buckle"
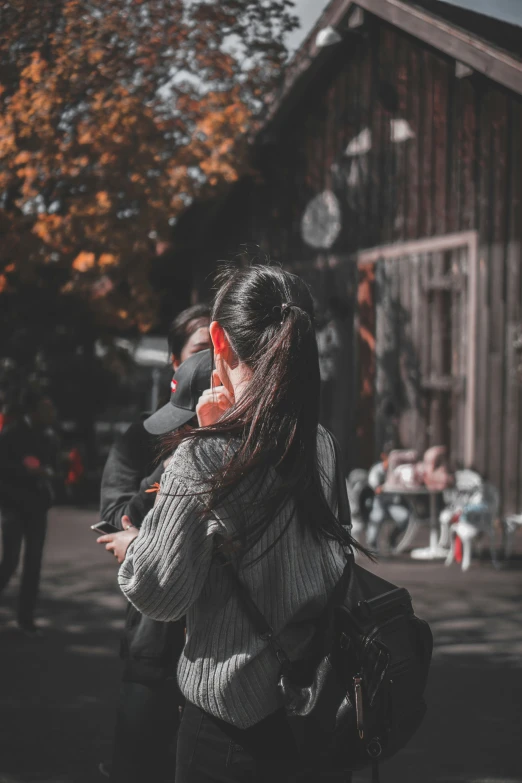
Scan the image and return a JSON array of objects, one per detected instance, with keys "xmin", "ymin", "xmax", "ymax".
[{"xmin": 367, "ymin": 738, "xmax": 383, "ymax": 758}]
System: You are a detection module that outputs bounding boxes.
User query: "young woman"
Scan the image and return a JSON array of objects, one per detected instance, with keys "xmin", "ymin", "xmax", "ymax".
[{"xmin": 118, "ymin": 265, "xmax": 362, "ymax": 783}]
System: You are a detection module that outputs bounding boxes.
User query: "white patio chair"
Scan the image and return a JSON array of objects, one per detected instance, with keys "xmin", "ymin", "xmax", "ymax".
[
  {"xmin": 438, "ymin": 470, "xmax": 483, "ymax": 549},
  {"xmin": 445, "ymin": 482, "xmax": 499, "ymax": 571}
]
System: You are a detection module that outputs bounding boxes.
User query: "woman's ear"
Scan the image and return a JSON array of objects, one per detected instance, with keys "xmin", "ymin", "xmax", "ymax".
[
  {"xmin": 209, "ymin": 321, "xmax": 227, "ymax": 356},
  {"xmin": 210, "ymin": 322, "xmax": 238, "ymax": 389}
]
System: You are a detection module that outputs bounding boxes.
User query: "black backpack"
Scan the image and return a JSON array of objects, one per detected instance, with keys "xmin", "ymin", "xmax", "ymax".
[{"xmin": 221, "ymin": 434, "xmax": 433, "ymax": 781}]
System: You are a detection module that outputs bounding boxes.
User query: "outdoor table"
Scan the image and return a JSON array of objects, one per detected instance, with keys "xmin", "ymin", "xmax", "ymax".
[{"xmin": 380, "ymin": 486, "xmax": 447, "ymax": 559}]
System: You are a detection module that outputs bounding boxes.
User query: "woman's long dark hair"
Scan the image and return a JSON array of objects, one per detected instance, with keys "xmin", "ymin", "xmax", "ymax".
[{"xmin": 169, "ymin": 263, "xmax": 366, "ymax": 564}]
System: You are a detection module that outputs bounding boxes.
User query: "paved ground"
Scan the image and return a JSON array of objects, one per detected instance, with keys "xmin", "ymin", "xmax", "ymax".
[{"xmin": 0, "ymin": 507, "xmax": 521, "ymax": 783}]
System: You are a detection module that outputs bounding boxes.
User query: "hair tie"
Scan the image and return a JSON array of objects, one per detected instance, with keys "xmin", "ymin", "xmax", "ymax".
[{"xmin": 272, "ymin": 302, "xmax": 305, "ymax": 324}]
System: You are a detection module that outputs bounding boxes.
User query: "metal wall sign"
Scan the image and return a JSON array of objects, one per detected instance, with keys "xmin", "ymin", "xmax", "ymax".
[{"xmin": 301, "ymin": 190, "xmax": 342, "ymax": 249}]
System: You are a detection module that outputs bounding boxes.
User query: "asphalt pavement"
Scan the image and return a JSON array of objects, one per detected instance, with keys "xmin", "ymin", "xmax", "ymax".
[{"xmin": 0, "ymin": 507, "xmax": 521, "ymax": 783}]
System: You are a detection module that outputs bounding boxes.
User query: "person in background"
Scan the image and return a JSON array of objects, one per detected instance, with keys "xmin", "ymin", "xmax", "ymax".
[
  {"xmin": 168, "ymin": 304, "xmax": 211, "ymax": 369},
  {"xmin": 101, "ymin": 304, "xmax": 211, "ymax": 530},
  {"xmin": 97, "ymin": 306, "xmax": 211, "ymax": 783},
  {"xmin": 0, "ymin": 391, "xmax": 60, "ymax": 636}
]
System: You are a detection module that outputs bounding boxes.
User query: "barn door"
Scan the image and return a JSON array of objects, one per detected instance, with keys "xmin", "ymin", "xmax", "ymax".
[{"xmin": 356, "ymin": 233, "xmax": 478, "ymax": 468}]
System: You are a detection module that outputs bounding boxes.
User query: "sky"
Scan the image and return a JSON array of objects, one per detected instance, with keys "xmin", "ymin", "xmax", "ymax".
[{"xmin": 288, "ymin": 0, "xmax": 332, "ymax": 57}]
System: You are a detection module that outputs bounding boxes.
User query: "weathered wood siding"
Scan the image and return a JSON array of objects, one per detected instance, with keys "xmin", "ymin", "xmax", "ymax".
[{"xmin": 192, "ymin": 14, "xmax": 522, "ymax": 512}]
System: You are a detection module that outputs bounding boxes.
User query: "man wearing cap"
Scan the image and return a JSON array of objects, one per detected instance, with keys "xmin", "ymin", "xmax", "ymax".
[
  {"xmin": 100, "ymin": 304, "xmax": 211, "ymax": 534},
  {"xmin": 98, "ymin": 349, "xmax": 212, "ymax": 783}
]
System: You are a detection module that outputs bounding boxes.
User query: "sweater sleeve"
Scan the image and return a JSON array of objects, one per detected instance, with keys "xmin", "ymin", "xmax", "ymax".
[{"xmin": 118, "ymin": 465, "xmax": 222, "ymax": 622}]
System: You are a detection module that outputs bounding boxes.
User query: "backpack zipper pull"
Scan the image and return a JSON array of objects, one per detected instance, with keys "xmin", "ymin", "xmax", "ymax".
[{"xmin": 354, "ymin": 674, "xmax": 364, "ymax": 738}]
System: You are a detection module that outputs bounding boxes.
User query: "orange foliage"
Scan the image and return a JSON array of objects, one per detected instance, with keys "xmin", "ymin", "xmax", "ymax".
[
  {"xmin": 98, "ymin": 253, "xmax": 118, "ymax": 268},
  {"xmin": 95, "ymin": 192, "xmax": 111, "ymax": 212},
  {"xmin": 72, "ymin": 252, "xmax": 96, "ymax": 272},
  {"xmin": 0, "ymin": 0, "xmax": 297, "ymax": 331}
]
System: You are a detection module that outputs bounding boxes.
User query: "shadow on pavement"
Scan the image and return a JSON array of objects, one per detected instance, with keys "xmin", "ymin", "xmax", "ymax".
[
  {"xmin": 1, "ymin": 509, "xmax": 521, "ymax": 783},
  {"xmin": 357, "ymin": 551, "xmax": 522, "ymax": 783},
  {"xmin": 0, "ymin": 508, "xmax": 125, "ymax": 783}
]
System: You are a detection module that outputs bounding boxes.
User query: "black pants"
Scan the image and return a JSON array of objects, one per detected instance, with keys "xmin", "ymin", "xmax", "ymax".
[
  {"xmin": 0, "ymin": 507, "xmax": 47, "ymax": 626},
  {"xmin": 110, "ymin": 678, "xmax": 181, "ymax": 783},
  {"xmin": 176, "ymin": 701, "xmax": 351, "ymax": 783}
]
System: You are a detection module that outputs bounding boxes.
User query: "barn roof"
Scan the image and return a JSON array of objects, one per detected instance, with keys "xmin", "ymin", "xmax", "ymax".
[
  {"xmin": 262, "ymin": 0, "xmax": 522, "ymax": 137},
  {"xmin": 436, "ymin": 0, "xmax": 522, "ymax": 28}
]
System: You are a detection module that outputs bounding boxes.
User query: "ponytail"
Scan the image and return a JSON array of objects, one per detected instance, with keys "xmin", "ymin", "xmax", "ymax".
[{"xmin": 168, "ymin": 263, "xmax": 366, "ymax": 564}]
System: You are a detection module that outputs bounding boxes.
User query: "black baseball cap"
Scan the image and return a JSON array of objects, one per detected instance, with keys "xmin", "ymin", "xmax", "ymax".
[{"xmin": 143, "ymin": 349, "xmax": 212, "ymax": 435}]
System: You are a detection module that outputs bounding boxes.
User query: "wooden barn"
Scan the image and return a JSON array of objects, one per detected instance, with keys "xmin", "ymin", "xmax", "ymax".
[{"xmin": 175, "ymin": 0, "xmax": 522, "ymax": 513}]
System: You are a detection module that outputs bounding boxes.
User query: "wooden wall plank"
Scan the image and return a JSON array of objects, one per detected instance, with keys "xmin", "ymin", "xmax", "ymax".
[
  {"xmin": 368, "ymin": 32, "xmax": 382, "ymax": 245},
  {"xmin": 473, "ymin": 86, "xmax": 492, "ymax": 476},
  {"xmin": 398, "ymin": 256, "xmax": 413, "ymax": 446},
  {"xmin": 418, "ymin": 49, "xmax": 434, "ymax": 238},
  {"xmin": 487, "ymin": 89, "xmax": 508, "ymax": 493},
  {"xmin": 334, "ymin": 48, "xmax": 351, "ymax": 243},
  {"xmin": 458, "ymin": 246, "xmax": 469, "ymax": 467},
  {"xmin": 378, "ymin": 24, "xmax": 397, "ymax": 245},
  {"xmin": 347, "ymin": 37, "xmax": 365, "ymax": 250},
  {"xmin": 393, "ymin": 30, "xmax": 409, "ymax": 244},
  {"xmin": 355, "ymin": 262, "xmax": 377, "ymax": 467},
  {"xmin": 324, "ymin": 73, "xmax": 338, "ymax": 189},
  {"xmin": 504, "ymin": 98, "xmax": 522, "ymax": 512},
  {"xmin": 432, "ymin": 53, "xmax": 449, "ymax": 237},
  {"xmin": 419, "ymin": 252, "xmax": 432, "ymax": 388},
  {"xmin": 429, "ymin": 53, "xmax": 449, "ymax": 448},
  {"xmin": 358, "ymin": 40, "xmax": 374, "ymax": 251},
  {"xmin": 374, "ymin": 260, "xmax": 389, "ymax": 454},
  {"xmin": 409, "ymin": 254, "xmax": 424, "ymax": 452},
  {"xmin": 450, "ymin": 249, "xmax": 461, "ymax": 465},
  {"xmin": 446, "ymin": 57, "xmax": 459, "ymax": 235},
  {"xmin": 457, "ymin": 77, "xmax": 477, "ymax": 232},
  {"xmin": 406, "ymin": 33, "xmax": 421, "ymax": 240}
]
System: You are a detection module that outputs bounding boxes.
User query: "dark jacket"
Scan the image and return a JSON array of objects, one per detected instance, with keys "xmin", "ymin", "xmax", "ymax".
[
  {"xmin": 0, "ymin": 418, "xmax": 58, "ymax": 513},
  {"xmin": 100, "ymin": 416, "xmax": 184, "ymax": 684},
  {"xmin": 100, "ymin": 415, "xmax": 163, "ymax": 529}
]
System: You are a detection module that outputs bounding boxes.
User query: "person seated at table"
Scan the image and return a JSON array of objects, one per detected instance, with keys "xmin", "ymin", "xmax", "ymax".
[{"xmin": 364, "ymin": 453, "xmax": 409, "ymax": 551}]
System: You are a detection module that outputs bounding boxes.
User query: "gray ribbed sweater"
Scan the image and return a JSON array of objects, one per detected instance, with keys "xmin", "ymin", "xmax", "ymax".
[{"xmin": 118, "ymin": 425, "xmax": 346, "ymax": 729}]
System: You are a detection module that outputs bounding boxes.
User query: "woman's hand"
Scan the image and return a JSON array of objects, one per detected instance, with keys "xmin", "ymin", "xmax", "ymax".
[
  {"xmin": 97, "ymin": 515, "xmax": 139, "ymax": 564},
  {"xmin": 196, "ymin": 370, "xmax": 234, "ymax": 427}
]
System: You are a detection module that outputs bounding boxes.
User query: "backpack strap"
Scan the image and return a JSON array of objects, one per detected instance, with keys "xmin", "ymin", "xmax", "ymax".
[
  {"xmin": 215, "ymin": 428, "xmax": 352, "ymax": 663},
  {"xmin": 215, "ymin": 548, "xmax": 290, "ymax": 665}
]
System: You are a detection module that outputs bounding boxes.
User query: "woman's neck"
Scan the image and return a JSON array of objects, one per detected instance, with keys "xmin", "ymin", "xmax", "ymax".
[{"xmin": 228, "ymin": 364, "xmax": 252, "ymax": 403}]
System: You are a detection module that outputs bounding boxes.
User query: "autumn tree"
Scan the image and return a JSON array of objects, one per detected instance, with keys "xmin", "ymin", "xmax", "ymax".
[{"xmin": 0, "ymin": 0, "xmax": 298, "ymax": 333}]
